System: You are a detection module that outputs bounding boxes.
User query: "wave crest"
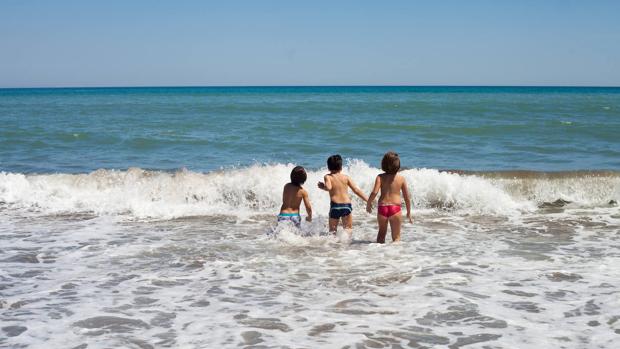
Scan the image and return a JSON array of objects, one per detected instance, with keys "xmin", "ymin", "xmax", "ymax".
[{"xmin": 1, "ymin": 162, "xmax": 618, "ymax": 219}]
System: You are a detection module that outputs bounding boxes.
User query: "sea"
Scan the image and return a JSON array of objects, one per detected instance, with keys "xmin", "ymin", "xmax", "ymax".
[{"xmin": 1, "ymin": 86, "xmax": 619, "ymax": 348}]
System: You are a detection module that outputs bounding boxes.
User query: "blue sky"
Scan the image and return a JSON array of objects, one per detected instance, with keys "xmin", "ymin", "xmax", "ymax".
[{"xmin": 1, "ymin": 0, "xmax": 619, "ymax": 87}]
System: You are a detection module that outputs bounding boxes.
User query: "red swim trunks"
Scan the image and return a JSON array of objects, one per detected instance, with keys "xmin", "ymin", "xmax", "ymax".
[{"xmin": 378, "ymin": 204, "xmax": 401, "ymax": 218}]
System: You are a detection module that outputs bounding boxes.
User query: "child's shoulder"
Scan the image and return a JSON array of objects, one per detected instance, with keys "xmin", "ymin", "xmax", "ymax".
[
  {"xmin": 285, "ymin": 183, "xmax": 306, "ymax": 194},
  {"xmin": 284, "ymin": 182, "xmax": 303, "ymax": 190},
  {"xmin": 341, "ymin": 173, "xmax": 354, "ymax": 181},
  {"xmin": 328, "ymin": 172, "xmax": 348, "ymax": 180},
  {"xmin": 395, "ymin": 173, "xmax": 407, "ymax": 183},
  {"xmin": 297, "ymin": 186, "xmax": 309, "ymax": 198},
  {"xmin": 379, "ymin": 172, "xmax": 405, "ymax": 182}
]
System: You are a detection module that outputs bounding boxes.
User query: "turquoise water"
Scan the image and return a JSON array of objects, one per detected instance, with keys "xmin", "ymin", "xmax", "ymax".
[
  {"xmin": 1, "ymin": 86, "xmax": 619, "ymax": 173},
  {"xmin": 2, "ymin": 87, "xmax": 620, "ymax": 348}
]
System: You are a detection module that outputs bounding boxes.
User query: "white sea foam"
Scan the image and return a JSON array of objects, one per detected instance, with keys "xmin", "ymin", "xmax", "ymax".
[
  {"xmin": 2, "ymin": 212, "xmax": 619, "ymax": 348},
  {"xmin": 1, "ymin": 161, "xmax": 618, "ymax": 219},
  {"xmin": 1, "ymin": 170, "xmax": 619, "ymax": 348}
]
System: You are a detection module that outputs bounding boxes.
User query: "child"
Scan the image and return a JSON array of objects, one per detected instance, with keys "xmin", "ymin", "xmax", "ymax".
[
  {"xmin": 278, "ymin": 166, "xmax": 312, "ymax": 227},
  {"xmin": 366, "ymin": 151, "xmax": 413, "ymax": 243},
  {"xmin": 318, "ymin": 154, "xmax": 368, "ymax": 235}
]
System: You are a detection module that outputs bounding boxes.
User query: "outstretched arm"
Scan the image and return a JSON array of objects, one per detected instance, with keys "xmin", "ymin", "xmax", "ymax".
[
  {"xmin": 348, "ymin": 177, "xmax": 368, "ymax": 203},
  {"xmin": 402, "ymin": 178, "xmax": 413, "ymax": 224},
  {"xmin": 366, "ymin": 176, "xmax": 381, "ymax": 213},
  {"xmin": 318, "ymin": 174, "xmax": 332, "ymax": 191},
  {"xmin": 302, "ymin": 190, "xmax": 312, "ymax": 222}
]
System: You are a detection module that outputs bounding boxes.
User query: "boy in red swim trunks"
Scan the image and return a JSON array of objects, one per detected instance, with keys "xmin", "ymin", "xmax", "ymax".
[
  {"xmin": 366, "ymin": 152, "xmax": 413, "ymax": 243},
  {"xmin": 318, "ymin": 154, "xmax": 368, "ymax": 237}
]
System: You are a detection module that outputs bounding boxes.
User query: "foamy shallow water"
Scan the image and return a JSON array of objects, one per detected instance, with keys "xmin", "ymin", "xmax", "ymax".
[
  {"xmin": 1, "ymin": 164, "xmax": 620, "ymax": 348},
  {"xmin": 1, "ymin": 209, "xmax": 619, "ymax": 349}
]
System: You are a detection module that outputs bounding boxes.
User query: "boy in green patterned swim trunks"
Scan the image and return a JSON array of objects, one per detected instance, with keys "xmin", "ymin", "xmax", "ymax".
[{"xmin": 278, "ymin": 166, "xmax": 313, "ymax": 228}]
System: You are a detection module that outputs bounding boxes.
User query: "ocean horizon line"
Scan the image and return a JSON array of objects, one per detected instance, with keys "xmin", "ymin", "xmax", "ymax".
[{"xmin": 2, "ymin": 84, "xmax": 620, "ymax": 90}]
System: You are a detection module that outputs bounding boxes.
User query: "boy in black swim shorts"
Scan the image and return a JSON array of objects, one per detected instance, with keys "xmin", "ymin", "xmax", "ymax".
[{"xmin": 318, "ymin": 155, "xmax": 368, "ymax": 238}]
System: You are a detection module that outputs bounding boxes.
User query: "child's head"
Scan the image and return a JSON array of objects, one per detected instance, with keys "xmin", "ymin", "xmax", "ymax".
[
  {"xmin": 290, "ymin": 166, "xmax": 307, "ymax": 186},
  {"xmin": 327, "ymin": 154, "xmax": 343, "ymax": 172},
  {"xmin": 381, "ymin": 151, "xmax": 400, "ymax": 174}
]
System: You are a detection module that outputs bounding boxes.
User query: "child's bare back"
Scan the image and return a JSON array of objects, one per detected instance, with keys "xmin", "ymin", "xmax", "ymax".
[
  {"xmin": 366, "ymin": 152, "xmax": 412, "ymax": 243},
  {"xmin": 377, "ymin": 173, "xmax": 406, "ymax": 205},
  {"xmin": 317, "ymin": 155, "xmax": 368, "ymax": 234},
  {"xmin": 278, "ymin": 166, "xmax": 312, "ymax": 228},
  {"xmin": 322, "ymin": 172, "xmax": 354, "ymax": 203},
  {"xmin": 279, "ymin": 182, "xmax": 307, "ymax": 214}
]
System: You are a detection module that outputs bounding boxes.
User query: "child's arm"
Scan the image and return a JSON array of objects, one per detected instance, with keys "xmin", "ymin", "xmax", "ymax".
[
  {"xmin": 302, "ymin": 189, "xmax": 312, "ymax": 222},
  {"xmin": 366, "ymin": 175, "xmax": 381, "ymax": 213},
  {"xmin": 401, "ymin": 177, "xmax": 413, "ymax": 224},
  {"xmin": 318, "ymin": 174, "xmax": 332, "ymax": 191},
  {"xmin": 347, "ymin": 176, "xmax": 368, "ymax": 203}
]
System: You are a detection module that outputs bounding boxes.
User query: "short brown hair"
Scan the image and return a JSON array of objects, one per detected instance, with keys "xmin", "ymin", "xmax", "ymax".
[
  {"xmin": 290, "ymin": 166, "xmax": 307, "ymax": 186},
  {"xmin": 327, "ymin": 154, "xmax": 342, "ymax": 172},
  {"xmin": 381, "ymin": 151, "xmax": 400, "ymax": 174}
]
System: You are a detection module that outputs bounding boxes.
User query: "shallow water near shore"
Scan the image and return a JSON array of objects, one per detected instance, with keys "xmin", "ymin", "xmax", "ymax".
[
  {"xmin": 1, "ymin": 165, "xmax": 620, "ymax": 348},
  {"xmin": 2, "ymin": 210, "xmax": 619, "ymax": 348},
  {"xmin": 1, "ymin": 86, "xmax": 620, "ymax": 348}
]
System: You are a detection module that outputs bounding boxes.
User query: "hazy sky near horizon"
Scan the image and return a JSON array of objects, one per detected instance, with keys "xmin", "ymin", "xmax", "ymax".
[{"xmin": 1, "ymin": 0, "xmax": 619, "ymax": 87}]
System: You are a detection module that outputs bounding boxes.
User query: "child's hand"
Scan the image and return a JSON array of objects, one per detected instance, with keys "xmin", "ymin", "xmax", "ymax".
[
  {"xmin": 366, "ymin": 202, "xmax": 373, "ymax": 213},
  {"xmin": 317, "ymin": 181, "xmax": 325, "ymax": 190},
  {"xmin": 407, "ymin": 213, "xmax": 413, "ymax": 224},
  {"xmin": 306, "ymin": 216, "xmax": 312, "ymax": 222}
]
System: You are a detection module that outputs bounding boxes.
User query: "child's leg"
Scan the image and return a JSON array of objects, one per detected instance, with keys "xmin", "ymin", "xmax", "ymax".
[
  {"xmin": 341, "ymin": 214, "xmax": 353, "ymax": 230},
  {"xmin": 388, "ymin": 212, "xmax": 403, "ymax": 242},
  {"xmin": 337, "ymin": 215, "xmax": 353, "ymax": 242},
  {"xmin": 329, "ymin": 218, "xmax": 339, "ymax": 233},
  {"xmin": 342, "ymin": 215, "xmax": 353, "ymax": 236},
  {"xmin": 376, "ymin": 214, "xmax": 389, "ymax": 243}
]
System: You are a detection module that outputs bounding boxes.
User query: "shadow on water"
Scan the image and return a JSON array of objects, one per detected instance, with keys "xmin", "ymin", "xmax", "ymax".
[{"xmin": 350, "ymin": 239, "xmax": 375, "ymax": 245}]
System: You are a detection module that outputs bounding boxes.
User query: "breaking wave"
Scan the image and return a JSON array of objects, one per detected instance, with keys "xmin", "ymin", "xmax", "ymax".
[{"xmin": 1, "ymin": 161, "xmax": 618, "ymax": 219}]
